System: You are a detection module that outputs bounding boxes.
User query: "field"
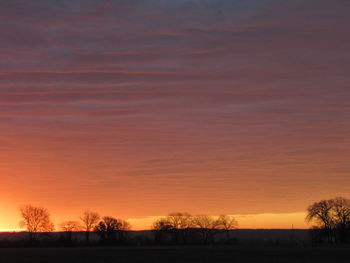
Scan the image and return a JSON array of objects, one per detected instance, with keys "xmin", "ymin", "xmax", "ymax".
[{"xmin": 0, "ymin": 246, "xmax": 349, "ymax": 263}]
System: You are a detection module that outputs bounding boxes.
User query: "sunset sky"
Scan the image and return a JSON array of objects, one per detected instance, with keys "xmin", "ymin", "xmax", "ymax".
[{"xmin": 0, "ymin": 0, "xmax": 349, "ymax": 231}]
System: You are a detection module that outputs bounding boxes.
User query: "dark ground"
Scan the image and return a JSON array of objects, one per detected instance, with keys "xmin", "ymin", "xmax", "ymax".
[{"xmin": 0, "ymin": 246, "xmax": 349, "ymax": 263}]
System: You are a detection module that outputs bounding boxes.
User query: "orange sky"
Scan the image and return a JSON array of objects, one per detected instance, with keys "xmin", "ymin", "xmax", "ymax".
[{"xmin": 0, "ymin": 0, "xmax": 349, "ymax": 231}]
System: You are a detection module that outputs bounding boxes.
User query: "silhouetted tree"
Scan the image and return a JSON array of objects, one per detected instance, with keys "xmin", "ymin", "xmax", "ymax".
[
  {"xmin": 306, "ymin": 197, "xmax": 350, "ymax": 243},
  {"xmin": 193, "ymin": 215, "xmax": 219, "ymax": 243},
  {"xmin": 167, "ymin": 212, "xmax": 194, "ymax": 244},
  {"xmin": 80, "ymin": 211, "xmax": 100, "ymax": 244},
  {"xmin": 151, "ymin": 213, "xmax": 238, "ymax": 244},
  {"xmin": 306, "ymin": 199, "xmax": 334, "ymax": 243},
  {"xmin": 59, "ymin": 221, "xmax": 82, "ymax": 243},
  {"xmin": 217, "ymin": 214, "xmax": 238, "ymax": 243},
  {"xmin": 152, "ymin": 218, "xmax": 173, "ymax": 231},
  {"xmin": 152, "ymin": 218, "xmax": 174, "ymax": 244},
  {"xmin": 19, "ymin": 204, "xmax": 54, "ymax": 240},
  {"xmin": 118, "ymin": 219, "xmax": 131, "ymax": 242},
  {"xmin": 60, "ymin": 220, "xmax": 82, "ymax": 231},
  {"xmin": 94, "ymin": 216, "xmax": 130, "ymax": 244},
  {"xmin": 331, "ymin": 197, "xmax": 350, "ymax": 242}
]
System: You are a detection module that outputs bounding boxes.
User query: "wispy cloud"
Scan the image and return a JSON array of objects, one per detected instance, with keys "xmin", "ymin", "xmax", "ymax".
[{"xmin": 0, "ymin": 0, "xmax": 349, "ymax": 229}]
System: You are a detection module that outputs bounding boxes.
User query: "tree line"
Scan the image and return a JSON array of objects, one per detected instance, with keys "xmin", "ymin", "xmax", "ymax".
[
  {"xmin": 152, "ymin": 213, "xmax": 237, "ymax": 244},
  {"xmin": 14, "ymin": 196, "xmax": 350, "ymax": 246},
  {"xmin": 19, "ymin": 205, "xmax": 131, "ymax": 244},
  {"xmin": 18, "ymin": 205, "xmax": 238, "ymax": 245}
]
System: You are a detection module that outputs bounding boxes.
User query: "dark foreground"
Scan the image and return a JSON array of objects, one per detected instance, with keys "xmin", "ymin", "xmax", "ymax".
[{"xmin": 0, "ymin": 246, "xmax": 349, "ymax": 263}]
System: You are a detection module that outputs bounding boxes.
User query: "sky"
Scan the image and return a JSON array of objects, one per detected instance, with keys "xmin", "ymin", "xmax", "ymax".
[{"xmin": 0, "ymin": 0, "xmax": 349, "ymax": 231}]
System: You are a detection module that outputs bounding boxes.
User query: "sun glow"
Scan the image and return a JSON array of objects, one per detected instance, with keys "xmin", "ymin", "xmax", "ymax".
[
  {"xmin": 0, "ymin": 212, "xmax": 308, "ymax": 232},
  {"xmin": 0, "ymin": 228, "xmax": 23, "ymax": 232}
]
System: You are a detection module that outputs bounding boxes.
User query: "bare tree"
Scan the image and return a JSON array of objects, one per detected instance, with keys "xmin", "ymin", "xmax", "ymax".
[
  {"xmin": 306, "ymin": 197, "xmax": 350, "ymax": 243},
  {"xmin": 193, "ymin": 215, "xmax": 219, "ymax": 243},
  {"xmin": 19, "ymin": 204, "xmax": 54, "ymax": 240},
  {"xmin": 167, "ymin": 212, "xmax": 192, "ymax": 229},
  {"xmin": 167, "ymin": 212, "xmax": 194, "ymax": 244},
  {"xmin": 217, "ymin": 214, "xmax": 238, "ymax": 243},
  {"xmin": 119, "ymin": 219, "xmax": 131, "ymax": 231},
  {"xmin": 306, "ymin": 199, "xmax": 335, "ymax": 243},
  {"xmin": 80, "ymin": 211, "xmax": 100, "ymax": 244},
  {"xmin": 152, "ymin": 218, "xmax": 173, "ymax": 231},
  {"xmin": 306, "ymin": 200, "xmax": 333, "ymax": 227},
  {"xmin": 119, "ymin": 219, "xmax": 131, "ymax": 242},
  {"xmin": 331, "ymin": 197, "xmax": 350, "ymax": 227},
  {"xmin": 330, "ymin": 197, "xmax": 350, "ymax": 242},
  {"xmin": 59, "ymin": 221, "xmax": 82, "ymax": 242},
  {"xmin": 60, "ymin": 220, "xmax": 82, "ymax": 232},
  {"xmin": 95, "ymin": 216, "xmax": 118, "ymax": 242},
  {"xmin": 152, "ymin": 218, "xmax": 174, "ymax": 244},
  {"xmin": 94, "ymin": 216, "xmax": 131, "ymax": 243}
]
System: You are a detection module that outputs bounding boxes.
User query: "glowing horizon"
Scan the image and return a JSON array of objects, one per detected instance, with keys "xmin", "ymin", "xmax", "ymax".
[{"xmin": 0, "ymin": 211, "xmax": 309, "ymax": 232}]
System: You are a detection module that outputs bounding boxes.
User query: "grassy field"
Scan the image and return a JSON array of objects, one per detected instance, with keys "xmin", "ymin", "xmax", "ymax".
[{"xmin": 0, "ymin": 245, "xmax": 349, "ymax": 263}]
